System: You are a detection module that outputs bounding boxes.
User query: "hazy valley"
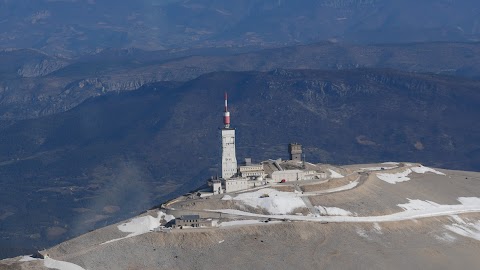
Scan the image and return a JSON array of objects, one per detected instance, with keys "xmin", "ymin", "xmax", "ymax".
[{"xmin": 2, "ymin": 0, "xmax": 480, "ymax": 56}]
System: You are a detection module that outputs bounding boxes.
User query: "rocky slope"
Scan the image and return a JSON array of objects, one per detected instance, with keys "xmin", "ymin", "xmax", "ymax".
[
  {"xmin": 0, "ymin": 68, "xmax": 479, "ymax": 258},
  {"xmin": 0, "ymin": 49, "xmax": 69, "ymax": 79},
  {"xmin": 2, "ymin": 164, "xmax": 480, "ymax": 269}
]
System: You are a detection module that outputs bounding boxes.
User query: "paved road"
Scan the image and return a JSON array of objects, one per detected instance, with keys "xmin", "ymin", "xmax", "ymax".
[{"xmin": 294, "ymin": 184, "xmax": 321, "ymax": 216}]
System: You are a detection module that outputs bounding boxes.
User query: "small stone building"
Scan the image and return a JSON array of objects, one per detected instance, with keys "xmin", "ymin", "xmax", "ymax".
[
  {"xmin": 272, "ymin": 169, "xmax": 305, "ymax": 182},
  {"xmin": 173, "ymin": 215, "xmax": 212, "ymax": 228},
  {"xmin": 210, "ymin": 179, "xmax": 223, "ymax": 195},
  {"xmin": 289, "ymin": 143, "xmax": 302, "ymax": 161}
]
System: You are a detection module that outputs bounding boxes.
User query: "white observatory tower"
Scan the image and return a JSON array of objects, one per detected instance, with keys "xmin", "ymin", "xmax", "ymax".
[{"xmin": 221, "ymin": 92, "xmax": 237, "ymax": 179}]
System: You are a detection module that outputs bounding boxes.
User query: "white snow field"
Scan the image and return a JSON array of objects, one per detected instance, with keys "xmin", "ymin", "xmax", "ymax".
[
  {"xmin": 315, "ymin": 206, "xmax": 353, "ymax": 216},
  {"xmin": 17, "ymin": 255, "xmax": 86, "ymax": 270},
  {"xmin": 19, "ymin": 256, "xmax": 40, "ymax": 262},
  {"xmin": 328, "ymin": 169, "xmax": 344, "ymax": 178},
  {"xmin": 232, "ymin": 188, "xmax": 306, "ymax": 214},
  {"xmin": 230, "ymin": 182, "xmax": 361, "ymax": 214},
  {"xmin": 44, "ymin": 256, "xmax": 86, "ymax": 270},
  {"xmin": 411, "ymin": 165, "xmax": 445, "ymax": 175},
  {"xmin": 376, "ymin": 165, "xmax": 446, "ymax": 184},
  {"xmin": 382, "ymin": 162, "xmax": 399, "ymax": 165},
  {"xmin": 102, "ymin": 211, "xmax": 174, "ymax": 244},
  {"xmin": 397, "ymin": 199, "xmax": 442, "ymax": 211},
  {"xmin": 209, "ymin": 197, "xmax": 480, "ymax": 224},
  {"xmin": 376, "ymin": 169, "xmax": 413, "ymax": 184}
]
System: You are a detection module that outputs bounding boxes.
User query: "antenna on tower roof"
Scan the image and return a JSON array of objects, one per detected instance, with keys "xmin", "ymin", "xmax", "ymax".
[{"xmin": 223, "ymin": 92, "xmax": 230, "ymax": 128}]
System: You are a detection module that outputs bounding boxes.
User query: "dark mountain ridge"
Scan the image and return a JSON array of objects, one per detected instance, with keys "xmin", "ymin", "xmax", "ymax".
[
  {"xmin": 1, "ymin": 68, "xmax": 479, "ymax": 258},
  {"xmin": 2, "ymin": 41, "xmax": 480, "ymax": 120}
]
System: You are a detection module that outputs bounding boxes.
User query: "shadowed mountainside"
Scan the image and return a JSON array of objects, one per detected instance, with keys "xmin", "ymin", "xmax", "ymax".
[{"xmin": 0, "ymin": 68, "xmax": 479, "ymax": 258}]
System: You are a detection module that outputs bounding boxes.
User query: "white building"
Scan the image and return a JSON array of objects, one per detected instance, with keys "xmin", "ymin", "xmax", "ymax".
[
  {"xmin": 272, "ymin": 170, "xmax": 305, "ymax": 182},
  {"xmin": 221, "ymin": 93, "xmax": 238, "ymax": 179},
  {"xmin": 211, "ymin": 180, "xmax": 223, "ymax": 195},
  {"xmin": 238, "ymin": 164, "xmax": 264, "ymax": 178},
  {"xmin": 224, "ymin": 178, "xmax": 249, "ymax": 193},
  {"xmin": 221, "ymin": 128, "xmax": 237, "ymax": 179}
]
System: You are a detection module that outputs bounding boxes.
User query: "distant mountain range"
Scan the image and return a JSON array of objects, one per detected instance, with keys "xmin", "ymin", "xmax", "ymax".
[
  {"xmin": 2, "ymin": 41, "xmax": 480, "ymax": 120},
  {"xmin": 1, "ymin": 68, "xmax": 479, "ymax": 258},
  {"xmin": 1, "ymin": 0, "xmax": 480, "ymax": 56}
]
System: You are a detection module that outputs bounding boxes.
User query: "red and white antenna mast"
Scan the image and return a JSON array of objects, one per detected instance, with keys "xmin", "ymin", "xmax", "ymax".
[{"xmin": 223, "ymin": 92, "xmax": 230, "ymax": 128}]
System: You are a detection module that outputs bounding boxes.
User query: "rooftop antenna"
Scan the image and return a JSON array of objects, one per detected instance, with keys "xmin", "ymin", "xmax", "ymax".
[{"xmin": 223, "ymin": 92, "xmax": 230, "ymax": 128}]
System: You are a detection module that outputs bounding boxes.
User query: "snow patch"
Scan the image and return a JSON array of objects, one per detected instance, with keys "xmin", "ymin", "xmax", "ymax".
[
  {"xmin": 316, "ymin": 206, "xmax": 352, "ymax": 216},
  {"xmin": 373, "ymin": 222, "xmax": 383, "ymax": 234},
  {"xmin": 356, "ymin": 227, "xmax": 370, "ymax": 239},
  {"xmin": 232, "ymin": 188, "xmax": 306, "ymax": 215},
  {"xmin": 222, "ymin": 195, "xmax": 233, "ymax": 200},
  {"xmin": 118, "ymin": 216, "xmax": 160, "ymax": 236},
  {"xmin": 382, "ymin": 162, "xmax": 399, "ymax": 165},
  {"xmin": 328, "ymin": 169, "xmax": 344, "ymax": 178},
  {"xmin": 218, "ymin": 240, "xmax": 225, "ymax": 243},
  {"xmin": 44, "ymin": 256, "xmax": 85, "ymax": 270},
  {"xmin": 398, "ymin": 199, "xmax": 441, "ymax": 211},
  {"xmin": 164, "ymin": 213, "xmax": 175, "ymax": 223},
  {"xmin": 19, "ymin": 255, "xmax": 40, "ymax": 262},
  {"xmin": 457, "ymin": 197, "xmax": 480, "ymax": 205},
  {"xmin": 117, "ymin": 211, "xmax": 170, "ymax": 237},
  {"xmin": 102, "ymin": 211, "xmax": 174, "ymax": 244},
  {"xmin": 449, "ymin": 215, "xmax": 466, "ymax": 224},
  {"xmin": 434, "ymin": 232, "xmax": 457, "ymax": 243},
  {"xmin": 377, "ymin": 169, "xmax": 412, "ymax": 184},
  {"xmin": 445, "ymin": 220, "xmax": 480, "ymax": 241},
  {"xmin": 411, "ymin": 165, "xmax": 445, "ymax": 175}
]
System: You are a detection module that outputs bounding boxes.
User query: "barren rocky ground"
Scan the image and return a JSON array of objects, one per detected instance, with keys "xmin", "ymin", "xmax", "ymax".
[{"xmin": 2, "ymin": 163, "xmax": 480, "ymax": 269}]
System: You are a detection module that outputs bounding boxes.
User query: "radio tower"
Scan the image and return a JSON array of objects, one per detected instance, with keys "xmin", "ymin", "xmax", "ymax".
[
  {"xmin": 221, "ymin": 92, "xmax": 237, "ymax": 179},
  {"xmin": 223, "ymin": 92, "xmax": 230, "ymax": 128}
]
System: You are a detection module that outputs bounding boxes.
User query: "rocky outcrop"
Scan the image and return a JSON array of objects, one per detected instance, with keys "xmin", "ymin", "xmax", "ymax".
[{"xmin": 17, "ymin": 59, "xmax": 69, "ymax": 78}]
